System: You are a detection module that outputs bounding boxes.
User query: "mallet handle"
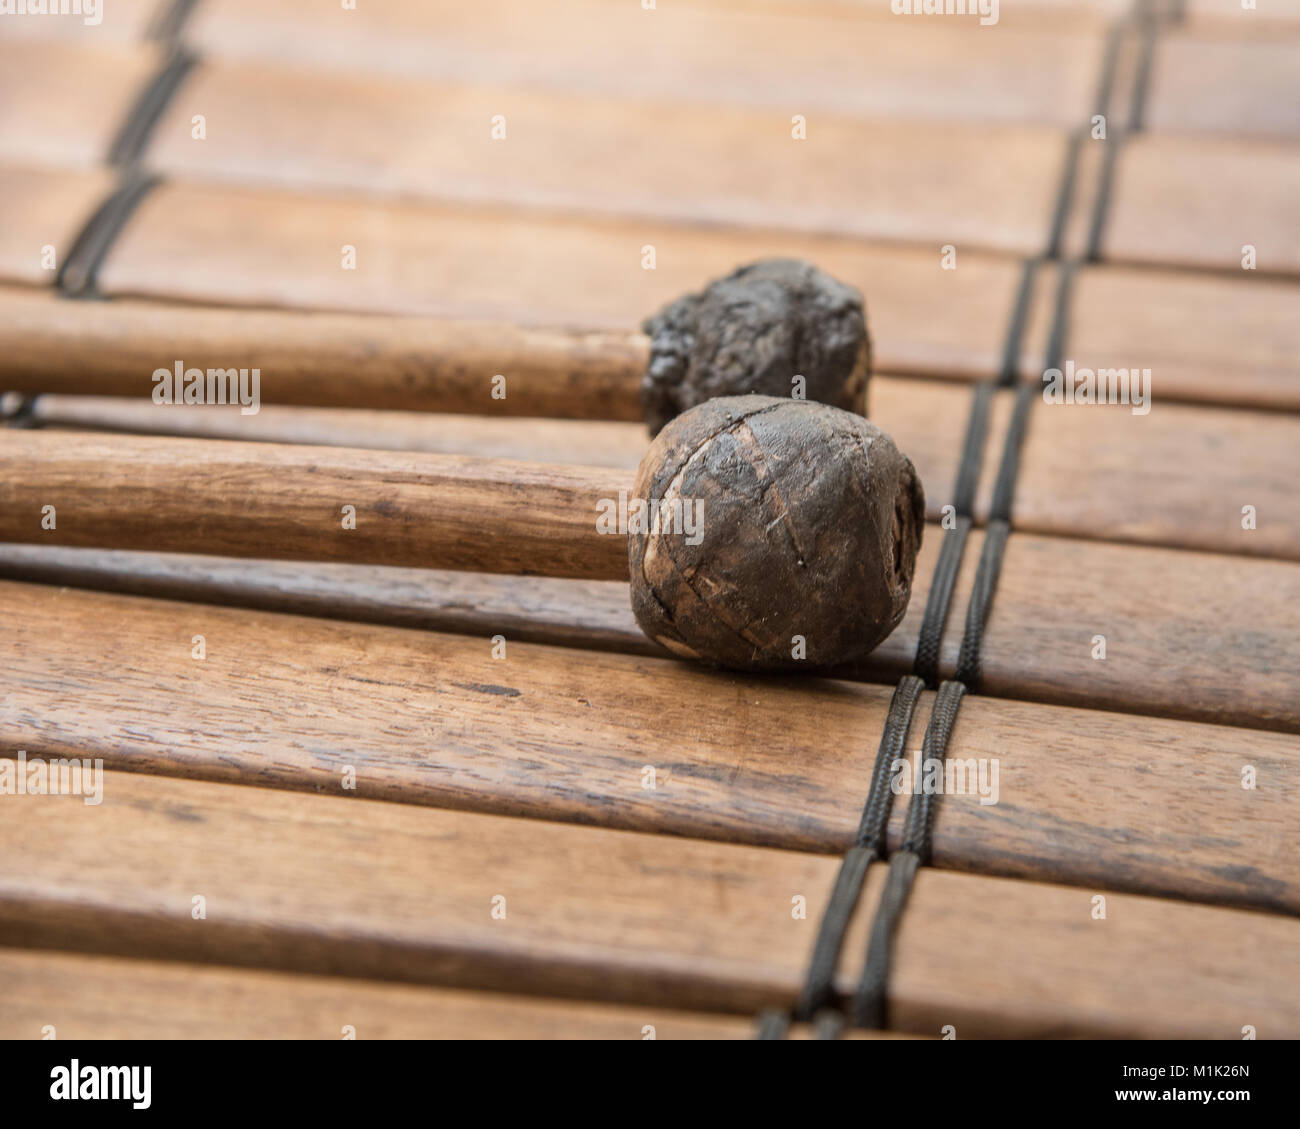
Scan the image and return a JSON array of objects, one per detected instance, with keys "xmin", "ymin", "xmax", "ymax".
[
  {"xmin": 0, "ymin": 289, "xmax": 649, "ymax": 421},
  {"xmin": 0, "ymin": 430, "xmax": 633, "ymax": 581}
]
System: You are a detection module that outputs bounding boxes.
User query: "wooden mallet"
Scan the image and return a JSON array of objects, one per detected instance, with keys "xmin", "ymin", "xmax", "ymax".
[
  {"xmin": 0, "ymin": 259, "xmax": 870, "ymax": 433},
  {"xmin": 0, "ymin": 396, "xmax": 923, "ymax": 671}
]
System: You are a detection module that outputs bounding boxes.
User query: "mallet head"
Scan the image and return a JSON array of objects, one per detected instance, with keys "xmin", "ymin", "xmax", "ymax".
[
  {"xmin": 627, "ymin": 395, "xmax": 923, "ymax": 671},
  {"xmin": 640, "ymin": 259, "xmax": 871, "ymax": 435}
]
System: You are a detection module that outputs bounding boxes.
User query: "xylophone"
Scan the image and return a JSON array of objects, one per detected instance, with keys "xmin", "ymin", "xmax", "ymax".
[{"xmin": 0, "ymin": 0, "xmax": 1298, "ymax": 1045}]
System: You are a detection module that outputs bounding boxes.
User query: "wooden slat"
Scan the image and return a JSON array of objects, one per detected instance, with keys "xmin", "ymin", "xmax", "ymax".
[
  {"xmin": 12, "ymin": 375, "xmax": 1298, "ymax": 563},
  {"xmin": 1098, "ymin": 134, "xmax": 1300, "ymax": 274},
  {"xmin": 0, "ymin": 166, "xmax": 116, "ymax": 287},
  {"xmin": 28, "ymin": 397, "xmax": 651, "ymax": 462},
  {"xmin": 0, "ymin": 430, "xmax": 630, "ymax": 580},
  {"xmin": 950, "ymin": 527, "xmax": 1300, "ymax": 733},
  {"xmin": 1, "ymin": 579, "xmax": 1296, "ymax": 907},
  {"xmin": 174, "ymin": 1, "xmax": 1300, "ymax": 140},
  {"xmin": 183, "ymin": 0, "xmax": 1117, "ymax": 103},
  {"xmin": 1050, "ymin": 262, "xmax": 1298, "ymax": 410},
  {"xmin": 143, "ymin": 63, "xmax": 1067, "ymax": 257},
  {"xmin": 115, "ymin": 57, "xmax": 1300, "ymax": 275},
  {"xmin": 0, "ymin": 948, "xmax": 903, "ymax": 1039},
  {"xmin": 139, "ymin": 55, "xmax": 1300, "ymax": 273},
  {"xmin": 40, "ymin": 178, "xmax": 1289, "ymax": 408},
  {"xmin": 980, "ymin": 386, "xmax": 1300, "ymax": 563},
  {"xmin": 1146, "ymin": 34, "xmax": 1300, "ymax": 139},
  {"xmin": 0, "ymin": 547, "xmax": 662, "ymax": 654},
  {"xmin": 0, "ymin": 40, "xmax": 160, "ymax": 169},
  {"xmin": 0, "ymin": 767, "xmax": 1295, "ymax": 1037},
  {"xmin": 4, "ymin": 509, "xmax": 1296, "ymax": 735}
]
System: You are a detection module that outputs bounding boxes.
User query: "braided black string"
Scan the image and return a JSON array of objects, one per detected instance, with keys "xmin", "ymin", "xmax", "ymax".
[
  {"xmin": 787, "ymin": 675, "xmax": 924, "ymax": 1024},
  {"xmin": 763, "ymin": 0, "xmax": 1153, "ymax": 1038},
  {"xmin": 913, "ymin": 518, "xmax": 970, "ymax": 688},
  {"xmin": 106, "ymin": 50, "xmax": 197, "ymax": 168},
  {"xmin": 56, "ymin": 172, "xmax": 162, "ymax": 299},
  {"xmin": 59, "ymin": 0, "xmax": 198, "ymax": 298},
  {"xmin": 851, "ymin": 681, "xmax": 966, "ymax": 1029}
]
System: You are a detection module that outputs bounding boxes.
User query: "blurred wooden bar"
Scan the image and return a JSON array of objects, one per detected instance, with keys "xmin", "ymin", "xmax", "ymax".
[
  {"xmin": 144, "ymin": 79, "xmax": 1069, "ymax": 256},
  {"xmin": 0, "ymin": 167, "xmax": 114, "ymax": 286},
  {"xmin": 0, "ymin": 40, "xmax": 161, "ymax": 168},
  {"xmin": 136, "ymin": 66, "xmax": 1298, "ymax": 269},
  {"xmin": 0, "ymin": 949, "xmax": 907, "ymax": 1039},
  {"xmin": 1148, "ymin": 32, "xmax": 1300, "ymax": 138},
  {"xmin": 1096, "ymin": 134, "xmax": 1300, "ymax": 272},
  {"xmin": 1181, "ymin": 0, "xmax": 1300, "ymax": 31},
  {"xmin": 181, "ymin": 0, "xmax": 1113, "ymax": 121},
  {"xmin": 175, "ymin": 0, "xmax": 1300, "ymax": 139},
  {"xmin": 1, "ymin": 38, "xmax": 1293, "ymax": 272}
]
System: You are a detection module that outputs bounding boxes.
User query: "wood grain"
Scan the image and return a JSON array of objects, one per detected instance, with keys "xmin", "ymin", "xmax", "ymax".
[
  {"xmin": 0, "ymin": 430, "xmax": 631, "ymax": 580},
  {"xmin": 804, "ymin": 377, "xmax": 1296, "ymax": 565},
  {"xmin": 0, "ymin": 547, "xmax": 661, "ymax": 653},
  {"xmin": 0, "ymin": 767, "xmax": 1295, "ymax": 1036},
  {"xmin": 0, "ymin": 40, "xmax": 160, "ymax": 169},
  {"xmin": 0, "ymin": 579, "xmax": 1296, "ymax": 909},
  {"xmin": 0, "ymin": 948, "xmax": 904, "ymax": 1040}
]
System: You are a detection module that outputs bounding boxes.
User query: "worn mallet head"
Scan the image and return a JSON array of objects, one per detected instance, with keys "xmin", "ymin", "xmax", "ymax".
[
  {"xmin": 640, "ymin": 258, "xmax": 871, "ymax": 435},
  {"xmin": 628, "ymin": 395, "xmax": 924, "ymax": 672}
]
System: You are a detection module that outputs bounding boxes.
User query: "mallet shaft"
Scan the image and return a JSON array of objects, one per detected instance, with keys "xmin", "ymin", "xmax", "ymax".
[
  {"xmin": 0, "ymin": 429, "xmax": 632, "ymax": 581},
  {"xmin": 0, "ymin": 289, "xmax": 649, "ymax": 422}
]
